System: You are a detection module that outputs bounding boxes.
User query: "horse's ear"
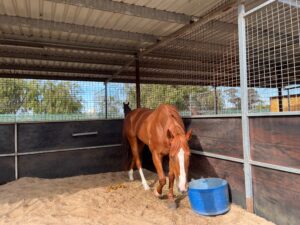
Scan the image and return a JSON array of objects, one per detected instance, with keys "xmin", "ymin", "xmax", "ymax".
[
  {"xmin": 186, "ymin": 129, "xmax": 192, "ymax": 141},
  {"xmin": 167, "ymin": 129, "xmax": 174, "ymax": 140},
  {"xmin": 127, "ymin": 102, "xmax": 130, "ymax": 105}
]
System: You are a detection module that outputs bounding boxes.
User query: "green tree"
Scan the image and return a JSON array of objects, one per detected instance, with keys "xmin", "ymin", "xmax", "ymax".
[
  {"xmin": 126, "ymin": 84, "xmax": 223, "ymax": 115},
  {"xmin": 0, "ymin": 79, "xmax": 82, "ymax": 115},
  {"xmin": 35, "ymin": 81, "xmax": 82, "ymax": 114},
  {"xmin": 224, "ymin": 88, "xmax": 263, "ymax": 110},
  {"xmin": 0, "ymin": 79, "xmax": 30, "ymax": 113}
]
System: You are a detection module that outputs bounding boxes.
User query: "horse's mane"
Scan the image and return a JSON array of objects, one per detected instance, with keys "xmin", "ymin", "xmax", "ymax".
[
  {"xmin": 155, "ymin": 104, "xmax": 189, "ymax": 157},
  {"xmin": 157, "ymin": 104, "xmax": 185, "ymax": 135}
]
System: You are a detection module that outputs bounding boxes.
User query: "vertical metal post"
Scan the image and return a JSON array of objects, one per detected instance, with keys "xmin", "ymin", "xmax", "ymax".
[
  {"xmin": 287, "ymin": 89, "xmax": 290, "ymax": 111},
  {"xmin": 135, "ymin": 54, "xmax": 141, "ymax": 108},
  {"xmin": 214, "ymin": 86, "xmax": 218, "ymax": 114},
  {"xmin": 14, "ymin": 123, "xmax": 18, "ymax": 180},
  {"xmin": 105, "ymin": 82, "xmax": 108, "ymax": 119},
  {"xmin": 278, "ymin": 87, "xmax": 283, "ymax": 112},
  {"xmin": 238, "ymin": 5, "xmax": 253, "ymax": 213}
]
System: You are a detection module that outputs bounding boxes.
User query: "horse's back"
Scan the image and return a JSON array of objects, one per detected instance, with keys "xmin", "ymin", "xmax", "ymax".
[{"xmin": 123, "ymin": 108, "xmax": 153, "ymax": 138}]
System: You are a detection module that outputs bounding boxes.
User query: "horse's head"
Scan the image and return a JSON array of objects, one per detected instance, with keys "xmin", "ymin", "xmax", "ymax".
[
  {"xmin": 168, "ymin": 129, "xmax": 192, "ymax": 192},
  {"xmin": 123, "ymin": 102, "xmax": 131, "ymax": 116}
]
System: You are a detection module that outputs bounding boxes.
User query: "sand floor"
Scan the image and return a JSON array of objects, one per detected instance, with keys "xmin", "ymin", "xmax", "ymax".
[{"xmin": 0, "ymin": 170, "xmax": 274, "ymax": 225}]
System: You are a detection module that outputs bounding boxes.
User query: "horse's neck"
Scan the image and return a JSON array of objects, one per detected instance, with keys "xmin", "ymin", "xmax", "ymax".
[{"xmin": 154, "ymin": 109, "xmax": 184, "ymax": 136}]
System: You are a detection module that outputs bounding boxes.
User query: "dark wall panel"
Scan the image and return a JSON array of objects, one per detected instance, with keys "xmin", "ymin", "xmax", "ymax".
[
  {"xmin": 250, "ymin": 116, "xmax": 300, "ymax": 168},
  {"xmin": 184, "ymin": 118, "xmax": 243, "ymax": 158},
  {"xmin": 253, "ymin": 166, "xmax": 300, "ymax": 225},
  {"xmin": 189, "ymin": 154, "xmax": 246, "ymax": 208},
  {"xmin": 0, "ymin": 124, "xmax": 14, "ymax": 154},
  {"xmin": 0, "ymin": 157, "xmax": 15, "ymax": 184},
  {"xmin": 18, "ymin": 146, "xmax": 124, "ymax": 178},
  {"xmin": 18, "ymin": 120, "xmax": 123, "ymax": 153}
]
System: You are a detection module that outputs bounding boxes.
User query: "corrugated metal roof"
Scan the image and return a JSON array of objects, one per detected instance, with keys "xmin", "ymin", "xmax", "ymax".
[{"xmin": 0, "ymin": 0, "xmax": 248, "ymax": 83}]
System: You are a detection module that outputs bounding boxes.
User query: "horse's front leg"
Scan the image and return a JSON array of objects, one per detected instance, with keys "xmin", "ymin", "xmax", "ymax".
[
  {"xmin": 152, "ymin": 152, "xmax": 166, "ymax": 198},
  {"xmin": 167, "ymin": 172, "xmax": 177, "ymax": 209}
]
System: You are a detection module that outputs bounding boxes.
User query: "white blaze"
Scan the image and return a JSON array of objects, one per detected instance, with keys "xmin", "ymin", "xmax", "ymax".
[{"xmin": 178, "ymin": 148, "xmax": 187, "ymax": 191}]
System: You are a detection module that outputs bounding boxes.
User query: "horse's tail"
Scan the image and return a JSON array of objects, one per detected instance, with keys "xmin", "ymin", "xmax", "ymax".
[{"xmin": 122, "ymin": 125, "xmax": 132, "ymax": 171}]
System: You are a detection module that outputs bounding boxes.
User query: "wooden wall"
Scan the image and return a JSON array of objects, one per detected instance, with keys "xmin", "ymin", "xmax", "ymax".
[
  {"xmin": 250, "ymin": 116, "xmax": 300, "ymax": 225},
  {"xmin": 0, "ymin": 116, "xmax": 299, "ymax": 225},
  {"xmin": 250, "ymin": 116, "xmax": 300, "ymax": 168},
  {"xmin": 0, "ymin": 120, "xmax": 124, "ymax": 184}
]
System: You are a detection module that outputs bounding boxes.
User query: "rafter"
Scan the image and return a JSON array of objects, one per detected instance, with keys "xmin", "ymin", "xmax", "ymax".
[
  {"xmin": 0, "ymin": 35, "xmax": 137, "ymax": 55},
  {"xmin": 48, "ymin": 0, "xmax": 196, "ymax": 24},
  {"xmin": 0, "ymin": 15, "xmax": 157, "ymax": 43}
]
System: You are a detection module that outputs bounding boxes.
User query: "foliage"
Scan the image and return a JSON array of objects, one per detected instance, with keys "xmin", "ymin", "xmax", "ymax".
[
  {"xmin": 224, "ymin": 87, "xmax": 263, "ymax": 110},
  {"xmin": 0, "ymin": 79, "xmax": 82, "ymax": 114},
  {"xmin": 125, "ymin": 84, "xmax": 223, "ymax": 114}
]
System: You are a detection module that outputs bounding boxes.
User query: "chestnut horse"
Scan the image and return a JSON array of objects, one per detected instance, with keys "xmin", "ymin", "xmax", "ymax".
[{"xmin": 123, "ymin": 104, "xmax": 192, "ymax": 207}]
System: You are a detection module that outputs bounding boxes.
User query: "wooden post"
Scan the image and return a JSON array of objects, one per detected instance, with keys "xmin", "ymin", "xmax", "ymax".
[
  {"xmin": 278, "ymin": 87, "xmax": 283, "ymax": 112},
  {"xmin": 214, "ymin": 86, "xmax": 218, "ymax": 114}
]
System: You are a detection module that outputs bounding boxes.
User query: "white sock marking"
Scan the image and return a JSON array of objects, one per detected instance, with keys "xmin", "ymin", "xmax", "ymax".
[
  {"xmin": 178, "ymin": 148, "xmax": 186, "ymax": 192},
  {"xmin": 139, "ymin": 168, "xmax": 150, "ymax": 190},
  {"xmin": 128, "ymin": 169, "xmax": 134, "ymax": 181}
]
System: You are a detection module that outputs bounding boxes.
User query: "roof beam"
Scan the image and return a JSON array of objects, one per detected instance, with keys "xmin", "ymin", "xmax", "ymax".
[
  {"xmin": 48, "ymin": 0, "xmax": 196, "ymax": 24},
  {"xmin": 0, "ymin": 35, "xmax": 136, "ymax": 55},
  {"xmin": 0, "ymin": 46, "xmax": 132, "ymax": 66},
  {"xmin": 0, "ymin": 65, "xmax": 116, "ymax": 75},
  {"xmin": 0, "ymin": 15, "xmax": 157, "ymax": 43}
]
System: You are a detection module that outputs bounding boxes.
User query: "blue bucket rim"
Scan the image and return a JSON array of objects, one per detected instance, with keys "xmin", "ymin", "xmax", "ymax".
[{"xmin": 188, "ymin": 178, "xmax": 228, "ymax": 191}]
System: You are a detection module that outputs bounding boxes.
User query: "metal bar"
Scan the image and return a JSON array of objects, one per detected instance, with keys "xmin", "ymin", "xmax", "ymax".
[
  {"xmin": 0, "ymin": 64, "xmax": 118, "ymax": 75},
  {"xmin": 0, "ymin": 118, "xmax": 124, "ymax": 125},
  {"xmin": 105, "ymin": 82, "xmax": 108, "ymax": 119},
  {"xmin": 14, "ymin": 123, "xmax": 18, "ymax": 180},
  {"xmin": 250, "ymin": 160, "xmax": 300, "ymax": 174},
  {"xmin": 191, "ymin": 150, "xmax": 300, "ymax": 175},
  {"xmin": 244, "ymin": 0, "xmax": 277, "ymax": 16},
  {"xmin": 248, "ymin": 112, "xmax": 300, "ymax": 117},
  {"xmin": 191, "ymin": 150, "xmax": 244, "ymax": 163},
  {"xmin": 0, "ymin": 15, "xmax": 157, "ymax": 43},
  {"xmin": 0, "ymin": 153, "xmax": 15, "ymax": 157},
  {"xmin": 278, "ymin": 0, "xmax": 300, "ymax": 8},
  {"xmin": 0, "ymin": 36, "xmax": 136, "ymax": 55},
  {"xmin": 182, "ymin": 114, "xmax": 242, "ymax": 119},
  {"xmin": 0, "ymin": 47, "xmax": 131, "ymax": 66},
  {"xmin": 49, "ymin": 0, "xmax": 195, "ymax": 24},
  {"xmin": 72, "ymin": 131, "xmax": 98, "ymax": 137},
  {"xmin": 17, "ymin": 144, "xmax": 122, "ymax": 156},
  {"xmin": 136, "ymin": 54, "xmax": 141, "ymax": 108},
  {"xmin": 238, "ymin": 4, "xmax": 254, "ymax": 213}
]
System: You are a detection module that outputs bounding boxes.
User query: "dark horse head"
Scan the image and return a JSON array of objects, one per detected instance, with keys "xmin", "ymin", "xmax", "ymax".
[{"xmin": 123, "ymin": 102, "xmax": 132, "ymax": 117}]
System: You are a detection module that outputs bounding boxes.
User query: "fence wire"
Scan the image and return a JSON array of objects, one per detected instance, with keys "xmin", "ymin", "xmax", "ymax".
[
  {"xmin": 0, "ymin": 78, "xmax": 135, "ymax": 122},
  {"xmin": 246, "ymin": 0, "xmax": 300, "ymax": 113},
  {"xmin": 138, "ymin": 4, "xmax": 241, "ymax": 116}
]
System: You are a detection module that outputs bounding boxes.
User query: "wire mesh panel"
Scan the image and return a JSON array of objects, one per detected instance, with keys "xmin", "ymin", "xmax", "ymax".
[
  {"xmin": 0, "ymin": 78, "xmax": 106, "ymax": 122},
  {"xmin": 138, "ymin": 4, "xmax": 241, "ymax": 116},
  {"xmin": 107, "ymin": 82, "xmax": 136, "ymax": 119},
  {"xmin": 245, "ymin": 0, "xmax": 300, "ymax": 113}
]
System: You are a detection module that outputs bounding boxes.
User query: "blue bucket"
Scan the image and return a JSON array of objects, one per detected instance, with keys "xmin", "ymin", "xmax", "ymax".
[{"xmin": 188, "ymin": 178, "xmax": 230, "ymax": 216}]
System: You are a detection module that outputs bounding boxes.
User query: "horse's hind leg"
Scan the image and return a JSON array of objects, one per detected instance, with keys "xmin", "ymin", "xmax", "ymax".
[
  {"xmin": 128, "ymin": 138, "xmax": 149, "ymax": 190},
  {"xmin": 128, "ymin": 160, "xmax": 135, "ymax": 181}
]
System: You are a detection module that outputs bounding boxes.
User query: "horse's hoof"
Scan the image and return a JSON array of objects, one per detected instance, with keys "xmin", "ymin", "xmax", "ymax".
[
  {"xmin": 154, "ymin": 189, "xmax": 163, "ymax": 198},
  {"xmin": 143, "ymin": 184, "xmax": 150, "ymax": 190},
  {"xmin": 167, "ymin": 201, "xmax": 177, "ymax": 209}
]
